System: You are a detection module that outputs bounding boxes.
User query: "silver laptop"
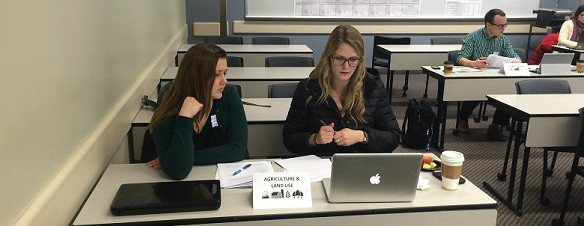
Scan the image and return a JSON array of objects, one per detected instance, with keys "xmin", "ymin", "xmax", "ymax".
[
  {"xmin": 322, "ymin": 153, "xmax": 422, "ymax": 203},
  {"xmin": 538, "ymin": 53, "xmax": 574, "ymax": 75}
]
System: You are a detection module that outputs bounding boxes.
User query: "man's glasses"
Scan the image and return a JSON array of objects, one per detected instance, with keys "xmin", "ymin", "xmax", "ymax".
[
  {"xmin": 331, "ymin": 56, "xmax": 360, "ymax": 67},
  {"xmin": 490, "ymin": 22, "xmax": 508, "ymax": 28}
]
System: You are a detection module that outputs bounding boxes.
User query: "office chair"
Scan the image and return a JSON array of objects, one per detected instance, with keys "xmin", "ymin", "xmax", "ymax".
[
  {"xmin": 551, "ymin": 107, "xmax": 584, "ymax": 226},
  {"xmin": 372, "ymin": 36, "xmax": 411, "ymax": 98},
  {"xmin": 226, "ymin": 56, "xmax": 244, "ymax": 67},
  {"xmin": 499, "ymin": 79, "xmax": 573, "ymax": 206},
  {"xmin": 268, "ymin": 82, "xmax": 298, "ymax": 98},
  {"xmin": 430, "ymin": 37, "xmax": 463, "ymax": 45},
  {"xmin": 252, "ymin": 37, "xmax": 290, "ymax": 45},
  {"xmin": 265, "ymin": 56, "xmax": 314, "ymax": 67},
  {"xmin": 513, "ymin": 47, "xmax": 527, "ymax": 63},
  {"xmin": 204, "ymin": 36, "xmax": 243, "ymax": 44}
]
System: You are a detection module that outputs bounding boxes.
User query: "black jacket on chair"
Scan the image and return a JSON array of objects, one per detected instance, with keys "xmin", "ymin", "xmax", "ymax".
[{"xmin": 282, "ymin": 74, "xmax": 401, "ymax": 156}]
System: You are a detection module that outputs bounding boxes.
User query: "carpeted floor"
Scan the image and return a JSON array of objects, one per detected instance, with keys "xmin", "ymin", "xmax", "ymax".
[{"xmin": 385, "ymin": 69, "xmax": 584, "ymax": 226}]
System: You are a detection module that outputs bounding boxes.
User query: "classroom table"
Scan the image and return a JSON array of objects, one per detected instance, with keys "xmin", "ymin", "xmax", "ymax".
[
  {"xmin": 160, "ymin": 66, "xmax": 312, "ymax": 98},
  {"xmin": 177, "ymin": 44, "xmax": 314, "ymax": 67},
  {"xmin": 376, "ymin": 44, "xmax": 461, "ymax": 102},
  {"xmin": 128, "ymin": 98, "xmax": 293, "ymax": 163},
  {"xmin": 71, "ymin": 162, "xmax": 497, "ymax": 226},
  {"xmin": 421, "ymin": 66, "xmax": 584, "ymax": 151},
  {"xmin": 482, "ymin": 94, "xmax": 584, "ymax": 216}
]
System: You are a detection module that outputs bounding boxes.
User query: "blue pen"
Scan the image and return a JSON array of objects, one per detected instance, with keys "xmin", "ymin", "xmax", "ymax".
[{"xmin": 232, "ymin": 163, "xmax": 252, "ymax": 176}]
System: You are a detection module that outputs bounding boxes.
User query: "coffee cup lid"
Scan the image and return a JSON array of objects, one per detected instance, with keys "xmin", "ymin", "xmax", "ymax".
[
  {"xmin": 440, "ymin": 150, "xmax": 464, "ymax": 163},
  {"xmin": 578, "ymin": 60, "xmax": 584, "ymax": 63},
  {"xmin": 444, "ymin": 61, "xmax": 453, "ymax": 65}
]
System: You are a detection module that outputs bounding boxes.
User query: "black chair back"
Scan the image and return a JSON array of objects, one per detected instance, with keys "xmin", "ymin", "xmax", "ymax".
[
  {"xmin": 268, "ymin": 82, "xmax": 298, "ymax": 98},
  {"xmin": 252, "ymin": 37, "xmax": 290, "ymax": 45},
  {"xmin": 204, "ymin": 36, "xmax": 243, "ymax": 44},
  {"xmin": 265, "ymin": 56, "xmax": 314, "ymax": 67},
  {"xmin": 448, "ymin": 50, "xmax": 461, "ymax": 65},
  {"xmin": 513, "ymin": 47, "xmax": 527, "ymax": 63},
  {"xmin": 515, "ymin": 79, "xmax": 571, "ymax": 94},
  {"xmin": 372, "ymin": 36, "xmax": 410, "ymax": 68},
  {"xmin": 226, "ymin": 56, "xmax": 244, "ymax": 67},
  {"xmin": 431, "ymin": 37, "xmax": 463, "ymax": 44}
]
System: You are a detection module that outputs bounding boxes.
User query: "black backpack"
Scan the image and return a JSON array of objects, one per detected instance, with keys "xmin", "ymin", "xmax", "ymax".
[{"xmin": 401, "ymin": 98, "xmax": 435, "ymax": 150}]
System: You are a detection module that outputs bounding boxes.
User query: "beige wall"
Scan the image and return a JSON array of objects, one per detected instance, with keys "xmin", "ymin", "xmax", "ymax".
[{"xmin": 0, "ymin": 1, "xmax": 186, "ymax": 225}]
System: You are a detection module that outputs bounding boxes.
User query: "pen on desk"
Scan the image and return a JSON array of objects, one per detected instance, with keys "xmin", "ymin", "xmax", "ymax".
[{"xmin": 232, "ymin": 163, "xmax": 252, "ymax": 176}]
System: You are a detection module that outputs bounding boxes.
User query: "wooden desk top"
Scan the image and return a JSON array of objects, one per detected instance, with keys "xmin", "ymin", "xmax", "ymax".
[
  {"xmin": 161, "ymin": 67, "xmax": 312, "ymax": 81},
  {"xmin": 178, "ymin": 44, "xmax": 313, "ymax": 53},
  {"xmin": 487, "ymin": 94, "xmax": 584, "ymax": 117},
  {"xmin": 133, "ymin": 98, "xmax": 292, "ymax": 126},
  {"xmin": 378, "ymin": 44, "xmax": 461, "ymax": 53},
  {"xmin": 72, "ymin": 163, "xmax": 496, "ymax": 226}
]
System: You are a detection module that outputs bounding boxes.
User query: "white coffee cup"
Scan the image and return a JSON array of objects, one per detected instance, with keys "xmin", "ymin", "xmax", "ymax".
[{"xmin": 440, "ymin": 151, "xmax": 465, "ymax": 190}]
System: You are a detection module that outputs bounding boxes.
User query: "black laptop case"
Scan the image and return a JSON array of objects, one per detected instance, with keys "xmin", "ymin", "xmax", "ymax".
[{"xmin": 110, "ymin": 180, "xmax": 221, "ymax": 216}]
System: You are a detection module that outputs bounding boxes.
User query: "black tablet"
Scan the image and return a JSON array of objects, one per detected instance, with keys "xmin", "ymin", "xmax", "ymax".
[{"xmin": 110, "ymin": 180, "xmax": 221, "ymax": 216}]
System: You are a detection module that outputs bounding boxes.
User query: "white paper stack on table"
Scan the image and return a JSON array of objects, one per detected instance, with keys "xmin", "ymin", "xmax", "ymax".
[
  {"xmin": 275, "ymin": 155, "xmax": 331, "ymax": 182},
  {"xmin": 217, "ymin": 161, "xmax": 274, "ymax": 188},
  {"xmin": 486, "ymin": 54, "xmax": 517, "ymax": 68}
]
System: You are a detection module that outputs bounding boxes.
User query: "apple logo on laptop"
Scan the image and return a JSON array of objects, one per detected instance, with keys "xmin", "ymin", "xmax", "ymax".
[{"xmin": 370, "ymin": 174, "xmax": 381, "ymax": 184}]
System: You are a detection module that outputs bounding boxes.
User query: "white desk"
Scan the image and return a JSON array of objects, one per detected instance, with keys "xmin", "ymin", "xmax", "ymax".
[
  {"xmin": 161, "ymin": 67, "xmax": 311, "ymax": 98},
  {"xmin": 129, "ymin": 98, "xmax": 293, "ymax": 162},
  {"xmin": 422, "ymin": 66, "xmax": 584, "ymax": 150},
  {"xmin": 377, "ymin": 44, "xmax": 461, "ymax": 101},
  {"xmin": 483, "ymin": 94, "xmax": 584, "ymax": 216},
  {"xmin": 72, "ymin": 163, "xmax": 497, "ymax": 226},
  {"xmin": 177, "ymin": 44, "xmax": 314, "ymax": 67}
]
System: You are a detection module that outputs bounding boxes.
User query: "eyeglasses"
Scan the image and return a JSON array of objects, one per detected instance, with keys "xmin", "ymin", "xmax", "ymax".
[
  {"xmin": 331, "ymin": 56, "xmax": 360, "ymax": 67},
  {"xmin": 490, "ymin": 22, "xmax": 508, "ymax": 28}
]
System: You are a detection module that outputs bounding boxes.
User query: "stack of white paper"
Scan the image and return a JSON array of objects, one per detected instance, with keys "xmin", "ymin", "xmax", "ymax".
[
  {"xmin": 486, "ymin": 54, "xmax": 518, "ymax": 68},
  {"xmin": 275, "ymin": 155, "xmax": 331, "ymax": 182},
  {"xmin": 217, "ymin": 161, "xmax": 274, "ymax": 188}
]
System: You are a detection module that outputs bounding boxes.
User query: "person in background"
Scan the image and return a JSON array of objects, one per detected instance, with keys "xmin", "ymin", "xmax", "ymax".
[
  {"xmin": 456, "ymin": 8, "xmax": 521, "ymax": 141},
  {"xmin": 528, "ymin": 33, "xmax": 559, "ymax": 65},
  {"xmin": 558, "ymin": 5, "xmax": 584, "ymax": 48},
  {"xmin": 282, "ymin": 24, "xmax": 401, "ymax": 156},
  {"xmin": 146, "ymin": 43, "xmax": 247, "ymax": 180}
]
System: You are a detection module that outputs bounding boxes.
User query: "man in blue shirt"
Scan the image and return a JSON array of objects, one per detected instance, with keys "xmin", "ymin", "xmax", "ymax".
[{"xmin": 456, "ymin": 8, "xmax": 521, "ymax": 141}]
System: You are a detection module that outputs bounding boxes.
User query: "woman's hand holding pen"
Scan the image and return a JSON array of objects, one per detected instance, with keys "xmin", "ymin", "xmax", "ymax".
[
  {"xmin": 179, "ymin": 96, "xmax": 203, "ymax": 118},
  {"xmin": 316, "ymin": 122, "xmax": 335, "ymax": 144}
]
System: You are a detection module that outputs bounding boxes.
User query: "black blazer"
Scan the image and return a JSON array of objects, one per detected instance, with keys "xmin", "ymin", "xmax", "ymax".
[{"xmin": 282, "ymin": 73, "xmax": 401, "ymax": 156}]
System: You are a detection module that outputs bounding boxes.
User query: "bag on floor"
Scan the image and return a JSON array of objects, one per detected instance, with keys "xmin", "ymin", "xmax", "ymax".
[{"xmin": 401, "ymin": 98, "xmax": 435, "ymax": 149}]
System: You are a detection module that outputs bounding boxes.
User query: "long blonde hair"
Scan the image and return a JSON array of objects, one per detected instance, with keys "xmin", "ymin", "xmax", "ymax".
[
  {"xmin": 149, "ymin": 43, "xmax": 227, "ymax": 132},
  {"xmin": 309, "ymin": 24, "xmax": 367, "ymax": 124}
]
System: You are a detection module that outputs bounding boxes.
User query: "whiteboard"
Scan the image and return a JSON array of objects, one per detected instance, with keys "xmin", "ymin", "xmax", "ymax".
[{"xmin": 245, "ymin": 0, "xmax": 539, "ymax": 20}]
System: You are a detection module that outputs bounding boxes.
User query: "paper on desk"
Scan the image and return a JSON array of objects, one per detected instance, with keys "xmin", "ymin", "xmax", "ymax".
[
  {"xmin": 275, "ymin": 155, "xmax": 331, "ymax": 182},
  {"xmin": 217, "ymin": 161, "xmax": 274, "ymax": 188},
  {"xmin": 486, "ymin": 54, "xmax": 518, "ymax": 69},
  {"xmin": 452, "ymin": 66, "xmax": 482, "ymax": 73}
]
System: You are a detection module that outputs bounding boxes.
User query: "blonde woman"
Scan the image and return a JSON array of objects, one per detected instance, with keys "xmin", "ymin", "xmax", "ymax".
[
  {"xmin": 283, "ymin": 25, "xmax": 400, "ymax": 156},
  {"xmin": 147, "ymin": 43, "xmax": 247, "ymax": 180}
]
